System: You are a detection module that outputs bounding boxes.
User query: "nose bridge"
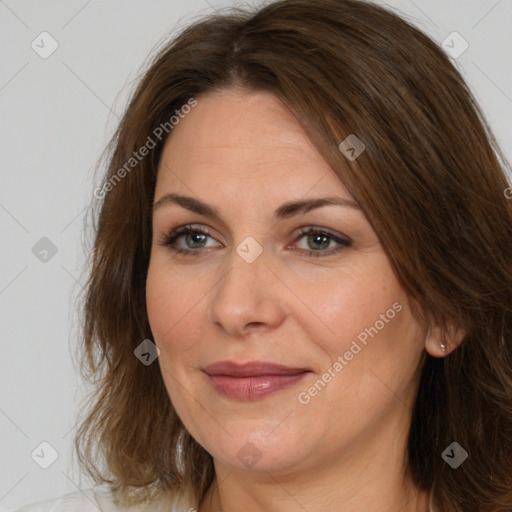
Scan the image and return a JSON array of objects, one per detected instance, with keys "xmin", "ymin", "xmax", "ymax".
[{"xmin": 209, "ymin": 236, "xmax": 285, "ymax": 334}]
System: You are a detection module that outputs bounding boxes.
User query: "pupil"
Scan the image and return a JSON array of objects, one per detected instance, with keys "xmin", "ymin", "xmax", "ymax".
[
  {"xmin": 310, "ymin": 234, "xmax": 329, "ymax": 250},
  {"xmin": 188, "ymin": 233, "xmax": 206, "ymax": 247}
]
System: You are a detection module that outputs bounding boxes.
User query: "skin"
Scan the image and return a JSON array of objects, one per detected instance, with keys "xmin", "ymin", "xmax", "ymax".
[{"xmin": 145, "ymin": 88, "xmax": 462, "ymax": 512}]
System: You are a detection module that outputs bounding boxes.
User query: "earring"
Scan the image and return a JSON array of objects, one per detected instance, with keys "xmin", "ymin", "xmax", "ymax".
[{"xmin": 440, "ymin": 342, "xmax": 446, "ymax": 353}]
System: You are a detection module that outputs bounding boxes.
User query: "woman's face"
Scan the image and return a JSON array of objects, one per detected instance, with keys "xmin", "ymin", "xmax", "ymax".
[{"xmin": 146, "ymin": 88, "xmax": 428, "ymax": 476}]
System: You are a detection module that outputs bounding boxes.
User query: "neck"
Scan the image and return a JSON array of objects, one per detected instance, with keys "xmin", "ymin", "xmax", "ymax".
[{"xmin": 200, "ymin": 468, "xmax": 430, "ymax": 512}]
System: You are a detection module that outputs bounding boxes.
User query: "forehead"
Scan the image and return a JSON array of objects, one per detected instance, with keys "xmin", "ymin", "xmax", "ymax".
[{"xmin": 155, "ymin": 89, "xmax": 350, "ymax": 199}]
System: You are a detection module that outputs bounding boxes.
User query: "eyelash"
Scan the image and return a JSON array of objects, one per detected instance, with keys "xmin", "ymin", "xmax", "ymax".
[{"xmin": 157, "ymin": 224, "xmax": 352, "ymax": 258}]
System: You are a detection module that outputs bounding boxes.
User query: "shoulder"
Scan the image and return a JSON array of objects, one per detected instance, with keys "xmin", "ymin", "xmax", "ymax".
[{"xmin": 12, "ymin": 486, "xmax": 179, "ymax": 512}]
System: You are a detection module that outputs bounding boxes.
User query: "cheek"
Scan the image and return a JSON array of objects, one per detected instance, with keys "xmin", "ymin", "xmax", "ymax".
[
  {"xmin": 145, "ymin": 264, "xmax": 200, "ymax": 411},
  {"xmin": 302, "ymin": 254, "xmax": 407, "ymax": 356},
  {"xmin": 146, "ymin": 261, "xmax": 186, "ymax": 349},
  {"xmin": 145, "ymin": 265, "xmax": 169, "ymax": 338},
  {"xmin": 146, "ymin": 253, "xmax": 193, "ymax": 324},
  {"xmin": 145, "ymin": 260, "xmax": 209, "ymax": 360},
  {"xmin": 302, "ymin": 256, "xmax": 424, "ymax": 412}
]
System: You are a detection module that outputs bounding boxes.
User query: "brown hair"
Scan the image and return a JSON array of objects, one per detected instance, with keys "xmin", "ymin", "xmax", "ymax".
[{"xmin": 74, "ymin": 1, "xmax": 512, "ymax": 510}]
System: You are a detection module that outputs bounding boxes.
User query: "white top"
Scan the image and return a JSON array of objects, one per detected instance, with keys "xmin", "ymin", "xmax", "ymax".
[{"xmin": 12, "ymin": 486, "xmax": 180, "ymax": 512}]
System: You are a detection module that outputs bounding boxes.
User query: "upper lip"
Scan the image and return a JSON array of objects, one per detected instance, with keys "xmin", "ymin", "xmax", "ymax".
[{"xmin": 203, "ymin": 360, "xmax": 311, "ymax": 377}]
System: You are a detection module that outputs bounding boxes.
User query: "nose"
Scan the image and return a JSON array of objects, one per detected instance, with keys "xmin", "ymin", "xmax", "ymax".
[{"xmin": 209, "ymin": 241, "xmax": 287, "ymax": 337}]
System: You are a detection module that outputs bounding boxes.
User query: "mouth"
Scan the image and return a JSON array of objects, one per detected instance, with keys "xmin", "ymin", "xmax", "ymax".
[{"xmin": 203, "ymin": 360, "xmax": 312, "ymax": 401}]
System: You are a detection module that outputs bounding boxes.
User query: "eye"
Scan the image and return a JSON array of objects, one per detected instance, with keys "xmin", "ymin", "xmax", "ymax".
[
  {"xmin": 157, "ymin": 224, "xmax": 352, "ymax": 258},
  {"xmin": 157, "ymin": 224, "xmax": 219, "ymax": 256},
  {"xmin": 293, "ymin": 227, "xmax": 352, "ymax": 257}
]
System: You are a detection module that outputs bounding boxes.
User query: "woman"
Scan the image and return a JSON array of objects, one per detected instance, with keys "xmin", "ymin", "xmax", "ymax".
[{"xmin": 16, "ymin": 0, "xmax": 512, "ymax": 511}]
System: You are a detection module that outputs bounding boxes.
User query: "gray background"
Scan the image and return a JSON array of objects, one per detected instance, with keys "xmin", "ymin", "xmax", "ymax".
[{"xmin": 1, "ymin": 0, "xmax": 511, "ymax": 510}]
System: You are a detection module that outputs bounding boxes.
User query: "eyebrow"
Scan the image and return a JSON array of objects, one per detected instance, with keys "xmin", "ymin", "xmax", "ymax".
[{"xmin": 152, "ymin": 193, "xmax": 362, "ymax": 220}]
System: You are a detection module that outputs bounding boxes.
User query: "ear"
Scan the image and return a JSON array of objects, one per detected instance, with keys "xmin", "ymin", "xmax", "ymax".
[{"xmin": 424, "ymin": 321, "xmax": 466, "ymax": 358}]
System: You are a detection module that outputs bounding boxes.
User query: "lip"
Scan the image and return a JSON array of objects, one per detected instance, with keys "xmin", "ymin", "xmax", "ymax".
[
  {"xmin": 203, "ymin": 361, "xmax": 312, "ymax": 401},
  {"xmin": 203, "ymin": 360, "xmax": 311, "ymax": 377}
]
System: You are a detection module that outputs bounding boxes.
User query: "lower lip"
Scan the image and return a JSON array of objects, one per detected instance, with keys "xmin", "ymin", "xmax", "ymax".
[{"xmin": 207, "ymin": 372, "xmax": 310, "ymax": 400}]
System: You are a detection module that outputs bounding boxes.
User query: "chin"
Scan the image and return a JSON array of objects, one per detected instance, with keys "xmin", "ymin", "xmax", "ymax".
[{"xmin": 200, "ymin": 423, "xmax": 317, "ymax": 473}]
